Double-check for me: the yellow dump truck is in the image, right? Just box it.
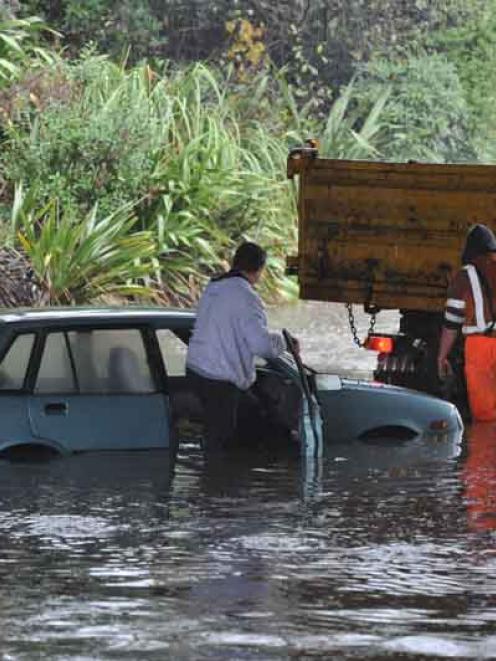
[287,144,496,409]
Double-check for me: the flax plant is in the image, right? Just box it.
[10,184,156,304]
[1,56,388,304]
[0,16,55,83]
[68,59,295,298]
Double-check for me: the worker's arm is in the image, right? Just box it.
[241,292,286,359]
[437,271,467,379]
[437,327,458,379]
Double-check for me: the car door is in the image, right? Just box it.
[0,332,39,451]
[266,353,324,456]
[27,327,171,452]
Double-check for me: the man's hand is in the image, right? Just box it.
[437,356,453,381]
[282,330,300,356]
[437,327,458,382]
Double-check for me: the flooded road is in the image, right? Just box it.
[0,302,495,660]
[269,300,402,381]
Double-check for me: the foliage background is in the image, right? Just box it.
[1,0,496,304]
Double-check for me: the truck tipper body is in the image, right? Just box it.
[287,145,496,410]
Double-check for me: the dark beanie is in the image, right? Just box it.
[461,224,496,264]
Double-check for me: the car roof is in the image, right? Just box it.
[0,306,196,331]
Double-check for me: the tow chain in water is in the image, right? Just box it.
[345,303,377,348]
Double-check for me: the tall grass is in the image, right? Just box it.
[1,55,387,304]
[10,184,157,304]
[0,16,55,83]
[1,57,299,301]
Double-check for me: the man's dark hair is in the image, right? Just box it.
[232,242,267,272]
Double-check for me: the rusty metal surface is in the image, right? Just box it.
[290,156,496,311]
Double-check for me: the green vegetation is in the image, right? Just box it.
[0,1,495,305]
[11,184,156,304]
[0,58,300,302]
[427,1,496,158]
[0,15,53,83]
[0,53,392,304]
[351,53,475,163]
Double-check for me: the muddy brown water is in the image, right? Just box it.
[0,302,494,660]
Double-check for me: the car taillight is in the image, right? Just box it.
[365,336,395,353]
[429,419,449,431]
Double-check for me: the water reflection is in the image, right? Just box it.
[0,451,178,658]
[171,445,494,659]
[463,422,496,533]
[0,438,494,658]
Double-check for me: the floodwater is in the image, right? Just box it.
[0,301,495,660]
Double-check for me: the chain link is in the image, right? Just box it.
[345,303,377,348]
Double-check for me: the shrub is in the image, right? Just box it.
[427,1,496,159]
[0,15,53,85]
[352,52,476,163]
[0,58,297,300]
[10,183,157,304]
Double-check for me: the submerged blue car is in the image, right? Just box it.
[0,307,463,458]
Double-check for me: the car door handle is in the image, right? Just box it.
[44,402,68,415]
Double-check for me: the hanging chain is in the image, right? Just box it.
[345,303,377,348]
[369,307,377,336]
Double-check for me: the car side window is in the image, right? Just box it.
[156,329,187,376]
[35,333,77,393]
[35,329,156,394]
[67,329,155,394]
[0,333,35,390]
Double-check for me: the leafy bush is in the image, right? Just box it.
[18,1,487,94]
[0,15,53,85]
[427,1,496,159]
[0,57,299,300]
[19,0,162,62]
[3,62,158,214]
[352,53,476,163]
[10,183,157,304]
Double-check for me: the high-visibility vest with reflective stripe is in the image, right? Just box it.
[462,264,495,335]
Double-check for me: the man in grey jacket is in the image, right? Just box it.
[186,241,296,451]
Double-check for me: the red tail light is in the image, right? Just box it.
[430,419,449,431]
[365,336,395,353]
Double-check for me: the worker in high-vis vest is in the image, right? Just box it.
[438,224,496,421]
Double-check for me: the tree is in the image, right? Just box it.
[427,0,496,159]
[16,1,487,88]
[352,52,476,163]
